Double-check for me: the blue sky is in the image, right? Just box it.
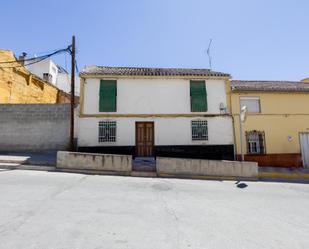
[1,0,309,80]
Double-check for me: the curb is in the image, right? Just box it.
[0,164,56,172]
[26,161,56,166]
[158,173,258,181]
[56,167,131,176]
[258,172,309,179]
[3,165,308,182]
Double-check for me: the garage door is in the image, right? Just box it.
[300,133,309,168]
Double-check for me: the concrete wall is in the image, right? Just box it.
[78,116,233,147]
[0,104,70,151]
[156,157,258,178]
[83,78,228,115]
[57,151,132,174]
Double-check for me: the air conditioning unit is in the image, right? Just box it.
[43,73,53,83]
[219,103,227,114]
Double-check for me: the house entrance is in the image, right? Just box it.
[135,122,154,157]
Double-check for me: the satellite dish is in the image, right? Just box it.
[240,106,247,122]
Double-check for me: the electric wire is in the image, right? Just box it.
[0,46,72,68]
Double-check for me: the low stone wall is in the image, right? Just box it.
[57,151,132,175]
[156,157,258,179]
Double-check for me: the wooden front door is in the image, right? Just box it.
[135,122,154,157]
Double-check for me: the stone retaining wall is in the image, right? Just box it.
[57,151,132,175]
[156,157,258,179]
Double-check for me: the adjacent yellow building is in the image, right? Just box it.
[231,80,309,167]
[0,49,70,103]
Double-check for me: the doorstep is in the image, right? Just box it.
[132,157,156,172]
[131,171,157,178]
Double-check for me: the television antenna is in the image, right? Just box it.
[206,39,213,70]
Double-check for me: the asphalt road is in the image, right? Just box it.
[0,169,308,249]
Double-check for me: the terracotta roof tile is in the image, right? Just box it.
[80,65,230,78]
[231,80,309,92]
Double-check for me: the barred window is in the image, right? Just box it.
[191,120,208,141]
[246,130,265,154]
[98,121,116,142]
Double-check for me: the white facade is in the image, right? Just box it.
[28,59,58,85]
[56,72,71,93]
[78,116,233,147]
[83,78,227,115]
[78,77,234,148]
[28,59,80,95]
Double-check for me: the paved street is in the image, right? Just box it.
[0,170,309,249]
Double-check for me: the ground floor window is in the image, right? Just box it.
[98,121,116,142]
[246,130,265,154]
[191,120,208,141]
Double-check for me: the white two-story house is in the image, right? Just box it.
[77,66,234,160]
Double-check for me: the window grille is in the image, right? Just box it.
[191,120,208,141]
[246,130,265,154]
[98,121,116,142]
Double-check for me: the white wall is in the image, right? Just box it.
[56,73,70,93]
[56,74,80,95]
[78,117,233,147]
[83,78,228,114]
[28,59,78,95]
[28,59,58,84]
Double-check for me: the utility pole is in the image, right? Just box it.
[70,36,75,151]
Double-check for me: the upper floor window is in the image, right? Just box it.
[191,120,208,141]
[246,130,265,154]
[240,97,260,113]
[190,80,208,112]
[99,80,117,112]
[98,121,116,142]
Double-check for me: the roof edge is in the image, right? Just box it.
[79,73,231,79]
[80,65,230,78]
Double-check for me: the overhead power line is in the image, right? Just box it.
[75,59,79,73]
[0,46,72,68]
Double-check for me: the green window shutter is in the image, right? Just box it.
[190,80,207,112]
[99,80,117,112]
